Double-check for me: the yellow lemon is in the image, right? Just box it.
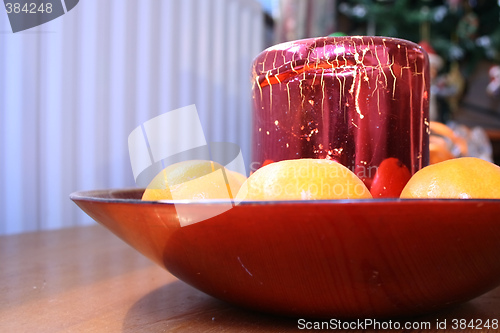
[400,157,500,199]
[236,158,372,201]
[142,160,246,201]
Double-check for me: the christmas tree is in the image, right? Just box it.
[338,0,500,76]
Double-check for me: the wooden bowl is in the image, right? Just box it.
[71,189,500,319]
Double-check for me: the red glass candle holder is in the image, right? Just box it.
[251,36,430,196]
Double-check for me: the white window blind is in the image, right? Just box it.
[0,0,264,234]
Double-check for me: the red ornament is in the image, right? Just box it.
[370,157,412,198]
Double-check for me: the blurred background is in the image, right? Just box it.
[1,0,499,234]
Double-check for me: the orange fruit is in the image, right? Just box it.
[142,160,246,201]
[370,157,411,198]
[400,157,500,199]
[429,135,455,164]
[429,121,468,165]
[430,121,468,156]
[235,158,372,201]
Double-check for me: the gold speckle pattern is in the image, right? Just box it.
[251,36,430,185]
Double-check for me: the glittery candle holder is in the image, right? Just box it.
[251,36,430,192]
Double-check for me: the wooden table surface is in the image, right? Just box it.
[1,225,500,332]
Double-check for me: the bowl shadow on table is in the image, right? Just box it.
[122,279,490,332]
[122,280,299,332]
